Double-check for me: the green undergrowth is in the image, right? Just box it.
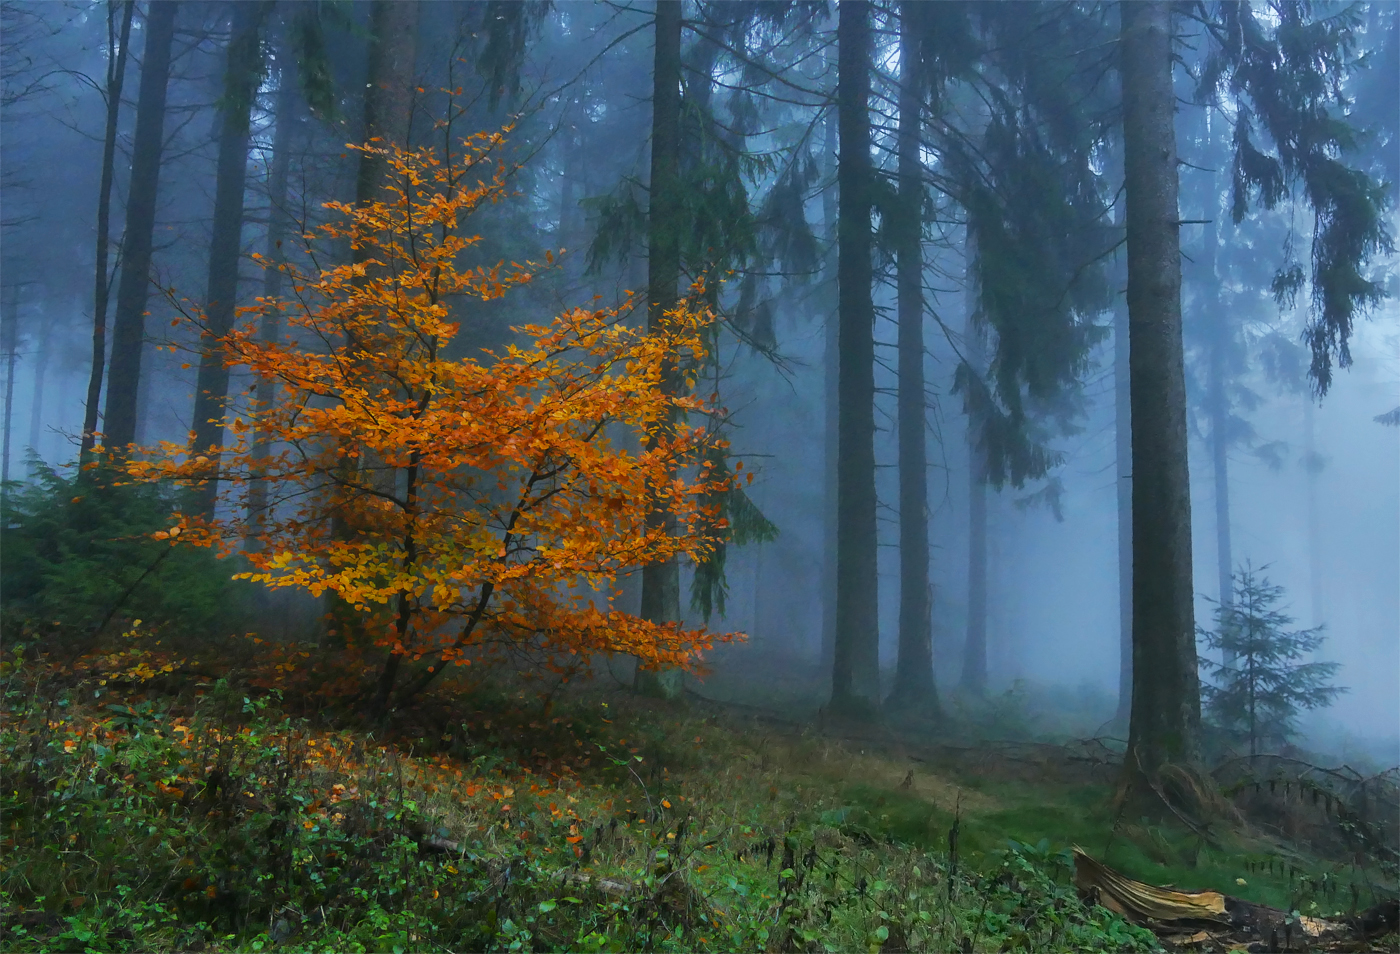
[0,647,1164,953]
[0,640,1390,953]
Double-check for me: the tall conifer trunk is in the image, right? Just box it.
[355,0,418,223]
[960,239,988,696]
[1,283,16,488]
[1120,0,1200,780]
[27,306,49,467]
[830,0,879,716]
[1114,299,1133,721]
[81,0,134,458]
[247,55,299,549]
[1204,179,1234,642]
[634,0,684,699]
[962,435,988,693]
[820,106,838,671]
[190,1,266,517]
[889,1,937,712]
[1303,401,1323,627]
[103,0,178,454]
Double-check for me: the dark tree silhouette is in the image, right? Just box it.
[830,0,879,718]
[80,0,134,458]
[103,0,179,454]
[189,1,270,517]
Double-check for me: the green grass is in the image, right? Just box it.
[0,638,1392,952]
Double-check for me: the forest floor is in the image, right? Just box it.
[1,634,1395,953]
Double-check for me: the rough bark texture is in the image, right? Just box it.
[1114,299,1133,722]
[246,55,298,549]
[889,3,937,713]
[102,0,178,453]
[830,0,880,716]
[634,0,684,700]
[81,0,134,457]
[190,1,266,517]
[1120,0,1201,780]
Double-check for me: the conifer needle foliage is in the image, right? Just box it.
[1198,563,1346,758]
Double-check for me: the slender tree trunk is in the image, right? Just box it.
[830,0,880,717]
[889,2,937,713]
[752,534,764,641]
[558,100,581,245]
[1114,298,1133,722]
[247,55,299,550]
[820,102,839,670]
[27,304,49,467]
[634,0,685,700]
[961,241,989,696]
[962,445,988,694]
[102,0,178,454]
[1120,0,1201,781]
[81,0,134,458]
[190,1,267,517]
[1,283,17,488]
[1303,400,1323,627]
[1204,186,1235,659]
[355,0,419,222]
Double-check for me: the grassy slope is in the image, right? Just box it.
[692,646,1394,918]
[0,641,1391,952]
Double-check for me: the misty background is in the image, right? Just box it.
[1,0,1395,753]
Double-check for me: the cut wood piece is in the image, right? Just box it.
[1070,848,1390,952]
[1073,847,1229,925]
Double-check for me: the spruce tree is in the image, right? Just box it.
[1199,563,1346,758]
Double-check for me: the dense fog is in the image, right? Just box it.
[1,0,1395,756]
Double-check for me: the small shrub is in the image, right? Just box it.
[0,462,252,644]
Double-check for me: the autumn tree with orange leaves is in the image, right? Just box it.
[125,130,740,711]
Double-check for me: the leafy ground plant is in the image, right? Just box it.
[0,644,1168,953]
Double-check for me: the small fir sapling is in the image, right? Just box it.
[1198,563,1346,757]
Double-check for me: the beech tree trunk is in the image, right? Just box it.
[634,0,684,700]
[190,1,266,517]
[81,0,134,457]
[830,0,880,717]
[889,1,937,713]
[1120,0,1201,780]
[102,0,178,454]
